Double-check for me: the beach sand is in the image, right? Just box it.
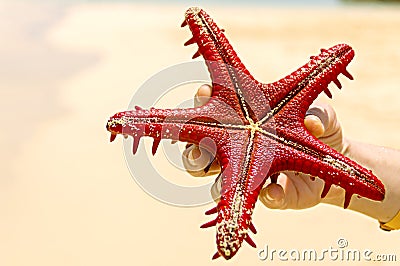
[1,2,399,265]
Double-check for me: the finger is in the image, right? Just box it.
[305,102,340,139]
[181,145,209,177]
[306,102,344,152]
[189,143,220,175]
[305,103,328,139]
[182,144,219,177]
[304,115,325,138]
[211,174,222,203]
[286,173,324,208]
[205,157,221,176]
[260,173,309,210]
[192,144,221,175]
[259,183,286,209]
[194,84,212,107]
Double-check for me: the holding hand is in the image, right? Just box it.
[182,84,400,229]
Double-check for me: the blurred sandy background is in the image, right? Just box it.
[1,1,399,265]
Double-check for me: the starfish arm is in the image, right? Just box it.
[183,8,267,121]
[107,103,246,154]
[183,7,255,83]
[204,132,273,259]
[268,127,385,208]
[260,44,354,123]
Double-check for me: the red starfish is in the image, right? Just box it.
[106,7,384,260]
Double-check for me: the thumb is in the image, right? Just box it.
[305,102,344,153]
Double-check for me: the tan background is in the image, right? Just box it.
[1,2,399,265]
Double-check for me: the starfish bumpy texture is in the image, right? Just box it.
[107,7,385,260]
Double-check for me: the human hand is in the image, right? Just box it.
[260,99,348,210]
[182,84,347,209]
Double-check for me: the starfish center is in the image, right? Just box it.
[245,120,261,133]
